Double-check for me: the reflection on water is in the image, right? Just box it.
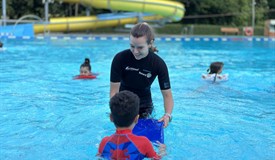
[0,39,274,159]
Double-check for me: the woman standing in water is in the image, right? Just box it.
[110,22,174,128]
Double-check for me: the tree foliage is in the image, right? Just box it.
[178,0,271,26]
[0,0,273,26]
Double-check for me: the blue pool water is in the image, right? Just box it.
[0,37,274,159]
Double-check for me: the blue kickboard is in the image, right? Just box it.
[133,118,164,144]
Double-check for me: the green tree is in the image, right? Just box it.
[1,0,271,26]
[178,0,268,26]
[267,0,275,18]
[254,0,269,25]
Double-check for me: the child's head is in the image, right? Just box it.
[80,58,91,75]
[109,90,140,128]
[208,62,224,74]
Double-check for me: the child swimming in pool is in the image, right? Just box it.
[80,58,92,76]
[0,41,5,51]
[73,58,97,80]
[97,90,166,159]
[202,62,228,82]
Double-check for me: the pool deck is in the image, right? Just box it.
[0,33,274,42]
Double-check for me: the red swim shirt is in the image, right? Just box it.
[97,129,161,160]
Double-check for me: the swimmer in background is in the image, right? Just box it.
[202,62,228,83]
[80,58,92,76]
[73,58,97,80]
[188,62,228,97]
[0,41,5,51]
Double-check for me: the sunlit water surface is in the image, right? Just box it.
[0,37,274,159]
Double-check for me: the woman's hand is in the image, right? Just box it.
[158,114,171,128]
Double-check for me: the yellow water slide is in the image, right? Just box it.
[34,0,185,34]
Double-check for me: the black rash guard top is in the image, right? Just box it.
[110,49,171,106]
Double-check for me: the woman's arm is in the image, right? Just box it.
[110,82,120,98]
[158,89,174,128]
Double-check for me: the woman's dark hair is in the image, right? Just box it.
[109,91,140,127]
[130,22,158,53]
[80,58,91,71]
[207,62,224,82]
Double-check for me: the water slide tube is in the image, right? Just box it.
[34,0,185,34]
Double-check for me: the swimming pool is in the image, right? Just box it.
[0,36,274,159]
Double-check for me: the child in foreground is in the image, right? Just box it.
[202,62,228,82]
[97,90,166,159]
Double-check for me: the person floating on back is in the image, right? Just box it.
[202,62,228,82]
[97,90,166,159]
